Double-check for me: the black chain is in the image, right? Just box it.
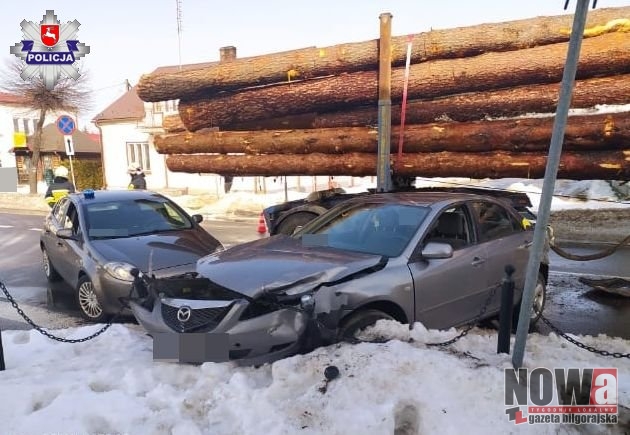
[538,314,630,359]
[424,291,630,358]
[426,283,500,347]
[0,280,127,343]
[548,230,630,262]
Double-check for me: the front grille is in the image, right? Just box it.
[153,276,244,301]
[161,303,230,332]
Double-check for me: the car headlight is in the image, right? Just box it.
[300,294,315,310]
[104,262,136,282]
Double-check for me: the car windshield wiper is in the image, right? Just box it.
[90,234,132,240]
[129,228,187,237]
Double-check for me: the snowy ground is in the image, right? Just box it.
[1,318,628,435]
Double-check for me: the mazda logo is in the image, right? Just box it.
[177,306,192,322]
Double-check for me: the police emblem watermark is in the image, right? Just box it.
[10,10,90,90]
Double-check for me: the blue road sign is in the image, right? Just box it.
[56,115,76,135]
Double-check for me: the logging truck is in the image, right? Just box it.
[262,184,539,236]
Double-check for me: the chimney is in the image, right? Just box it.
[219,46,237,62]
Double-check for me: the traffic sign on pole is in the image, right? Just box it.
[56,115,76,136]
[64,135,75,156]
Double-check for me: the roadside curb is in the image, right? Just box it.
[0,317,31,331]
[0,209,48,217]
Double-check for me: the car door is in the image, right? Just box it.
[49,200,84,286]
[469,200,531,313]
[42,197,71,277]
[408,204,491,329]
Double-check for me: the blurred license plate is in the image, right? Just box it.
[153,332,229,363]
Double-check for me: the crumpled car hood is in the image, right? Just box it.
[195,235,385,298]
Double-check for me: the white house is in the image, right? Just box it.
[0,92,79,187]
[0,92,57,169]
[93,56,365,195]
[92,73,226,193]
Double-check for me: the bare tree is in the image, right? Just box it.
[0,59,92,193]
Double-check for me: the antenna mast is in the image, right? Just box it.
[176,0,183,70]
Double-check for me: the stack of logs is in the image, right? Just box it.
[137,7,630,180]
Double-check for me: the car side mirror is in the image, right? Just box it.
[421,242,453,259]
[192,214,203,224]
[56,228,79,241]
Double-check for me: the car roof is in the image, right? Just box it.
[68,189,168,206]
[342,191,511,208]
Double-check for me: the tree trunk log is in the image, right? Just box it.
[162,114,187,133]
[221,74,630,130]
[166,150,630,180]
[178,33,630,131]
[155,112,630,155]
[137,7,630,102]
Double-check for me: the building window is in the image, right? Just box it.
[23,119,31,136]
[126,142,151,172]
[152,102,163,113]
[13,118,39,135]
[165,99,180,113]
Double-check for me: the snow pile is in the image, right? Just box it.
[0,321,628,435]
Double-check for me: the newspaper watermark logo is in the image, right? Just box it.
[505,367,618,425]
[10,10,90,90]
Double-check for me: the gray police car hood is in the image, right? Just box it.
[91,231,217,275]
[195,235,385,298]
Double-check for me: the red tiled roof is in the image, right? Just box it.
[0,92,28,105]
[86,132,101,143]
[92,86,145,122]
[13,124,102,154]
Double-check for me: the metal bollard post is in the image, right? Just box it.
[497,264,516,355]
[0,324,5,371]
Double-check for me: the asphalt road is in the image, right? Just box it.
[1,212,629,347]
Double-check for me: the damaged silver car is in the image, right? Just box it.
[128,192,549,366]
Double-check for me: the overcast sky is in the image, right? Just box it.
[2,0,628,127]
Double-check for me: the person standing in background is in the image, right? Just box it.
[127,163,147,190]
[45,166,75,207]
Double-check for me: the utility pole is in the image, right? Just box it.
[512,0,593,368]
[376,13,393,193]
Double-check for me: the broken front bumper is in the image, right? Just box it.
[129,297,310,366]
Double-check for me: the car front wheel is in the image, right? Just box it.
[513,272,547,332]
[337,309,395,343]
[76,276,109,322]
[42,247,62,282]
